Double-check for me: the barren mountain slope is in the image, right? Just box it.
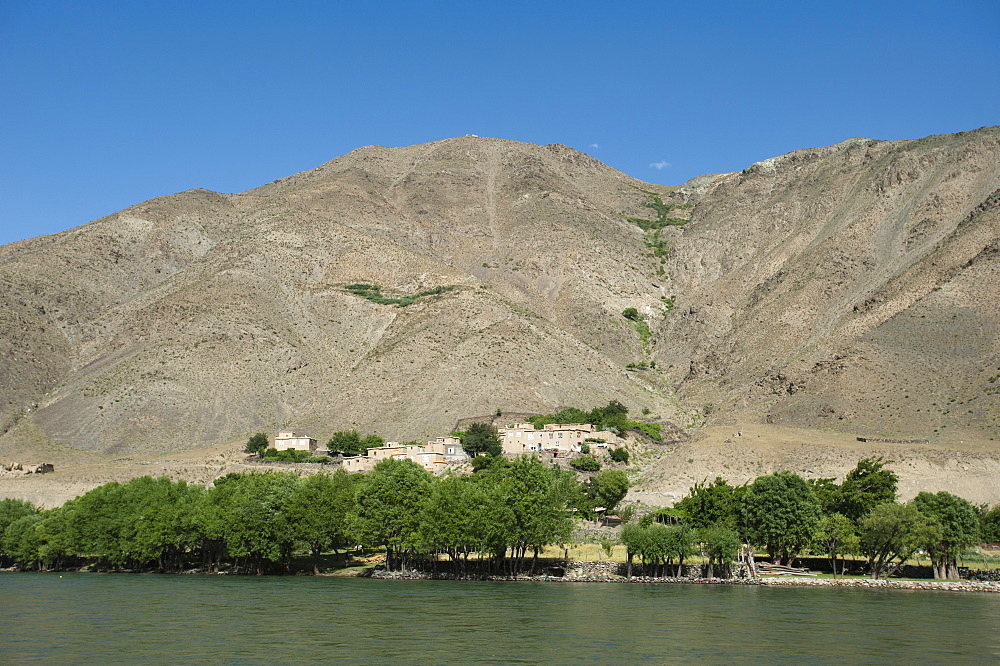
[659,127,1000,442]
[0,137,680,454]
[3,127,1000,479]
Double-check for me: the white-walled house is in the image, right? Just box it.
[341,436,468,474]
[274,431,318,453]
[498,423,617,455]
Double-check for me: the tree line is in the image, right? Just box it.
[0,456,630,576]
[2,455,997,578]
[648,457,1000,579]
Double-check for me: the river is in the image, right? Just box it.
[2,574,998,663]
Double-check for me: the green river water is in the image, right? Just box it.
[2,573,998,663]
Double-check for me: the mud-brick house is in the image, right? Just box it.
[274,431,318,453]
[498,423,617,455]
[341,436,468,474]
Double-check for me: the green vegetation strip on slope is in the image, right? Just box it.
[528,400,663,442]
[345,283,456,307]
[621,190,689,231]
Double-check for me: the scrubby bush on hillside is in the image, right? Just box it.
[609,447,629,464]
[570,455,601,472]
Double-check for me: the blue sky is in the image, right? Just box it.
[2,0,998,246]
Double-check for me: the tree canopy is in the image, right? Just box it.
[244,432,269,455]
[460,422,502,457]
[675,477,743,530]
[742,471,822,565]
[858,502,924,579]
[912,490,980,579]
[352,458,434,570]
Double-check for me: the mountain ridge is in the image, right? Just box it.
[2,128,999,464]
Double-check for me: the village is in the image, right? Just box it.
[267,420,623,474]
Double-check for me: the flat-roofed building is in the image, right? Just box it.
[274,431,318,453]
[498,423,617,455]
[341,437,467,474]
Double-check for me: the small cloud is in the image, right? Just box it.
[589,143,599,148]
[649,160,670,170]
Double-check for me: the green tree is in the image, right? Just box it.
[858,502,924,580]
[806,476,842,515]
[0,498,39,560]
[460,422,502,457]
[697,523,741,578]
[623,522,695,577]
[616,504,637,524]
[244,432,269,455]
[675,477,743,530]
[3,513,44,570]
[609,447,629,464]
[837,457,899,522]
[911,491,981,579]
[126,476,206,571]
[479,456,576,574]
[743,471,822,565]
[815,513,858,578]
[203,472,300,574]
[589,470,630,515]
[285,470,358,573]
[36,503,77,570]
[622,307,640,321]
[570,454,601,472]
[620,523,645,578]
[419,476,489,574]
[596,400,630,432]
[327,430,365,455]
[980,504,1000,543]
[352,458,434,570]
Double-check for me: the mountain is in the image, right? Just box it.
[663,128,1000,442]
[2,128,999,461]
[1,137,684,453]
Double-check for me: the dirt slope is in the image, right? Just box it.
[659,128,1000,443]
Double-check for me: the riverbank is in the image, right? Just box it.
[5,565,999,593]
[369,568,1000,593]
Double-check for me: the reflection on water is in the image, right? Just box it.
[2,574,999,663]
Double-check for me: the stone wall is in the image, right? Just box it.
[961,568,1000,582]
[761,578,999,592]
[562,560,754,580]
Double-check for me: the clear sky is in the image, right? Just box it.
[2,0,998,246]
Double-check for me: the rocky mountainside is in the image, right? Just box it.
[1,138,683,453]
[662,127,1000,443]
[2,128,999,457]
